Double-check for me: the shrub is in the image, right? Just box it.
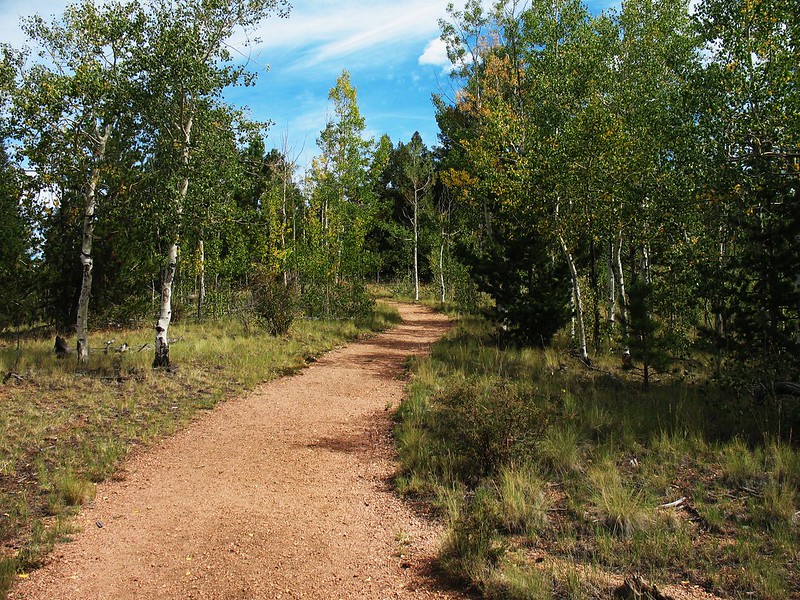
[301,280,374,319]
[431,378,550,481]
[250,273,297,336]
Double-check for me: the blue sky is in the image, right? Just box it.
[2,0,621,171]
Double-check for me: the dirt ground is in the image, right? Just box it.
[11,303,463,599]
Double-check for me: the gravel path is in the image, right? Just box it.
[11,303,461,599]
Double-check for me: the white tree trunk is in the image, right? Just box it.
[607,240,616,324]
[76,122,112,364]
[560,234,589,363]
[197,239,205,320]
[569,292,576,341]
[413,191,419,302]
[613,232,631,359]
[154,241,178,367]
[439,233,446,304]
[154,113,193,368]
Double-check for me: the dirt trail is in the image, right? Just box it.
[12,303,462,599]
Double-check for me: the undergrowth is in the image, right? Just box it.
[395,315,800,599]
[0,302,400,597]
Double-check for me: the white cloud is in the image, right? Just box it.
[418,37,449,68]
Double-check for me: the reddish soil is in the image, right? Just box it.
[11,303,463,599]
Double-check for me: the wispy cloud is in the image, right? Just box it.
[242,1,450,72]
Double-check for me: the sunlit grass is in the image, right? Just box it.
[52,473,96,508]
[721,438,765,488]
[395,311,800,600]
[496,463,550,536]
[588,462,652,537]
[486,556,554,600]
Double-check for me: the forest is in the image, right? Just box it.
[0,0,799,597]
[0,0,797,389]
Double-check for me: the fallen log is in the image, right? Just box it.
[773,382,800,397]
[754,381,800,402]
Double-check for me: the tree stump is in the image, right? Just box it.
[54,335,71,358]
[614,576,673,600]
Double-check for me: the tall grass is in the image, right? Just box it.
[496,463,550,536]
[588,460,652,537]
[395,314,800,599]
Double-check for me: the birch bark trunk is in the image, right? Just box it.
[197,239,205,320]
[560,234,589,364]
[413,190,419,302]
[607,240,616,324]
[76,122,112,364]
[613,232,631,360]
[154,112,193,368]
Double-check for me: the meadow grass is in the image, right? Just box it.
[395,314,800,599]
[0,302,399,596]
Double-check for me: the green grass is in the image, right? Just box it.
[0,302,399,597]
[394,314,800,599]
[485,555,554,600]
[538,425,583,477]
[496,463,551,536]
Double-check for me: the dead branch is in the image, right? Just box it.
[658,497,686,510]
[3,372,23,384]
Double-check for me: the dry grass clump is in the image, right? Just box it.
[589,461,652,537]
[496,463,550,535]
[537,425,582,477]
[759,481,797,527]
[721,438,765,488]
[53,474,96,507]
[485,558,554,600]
